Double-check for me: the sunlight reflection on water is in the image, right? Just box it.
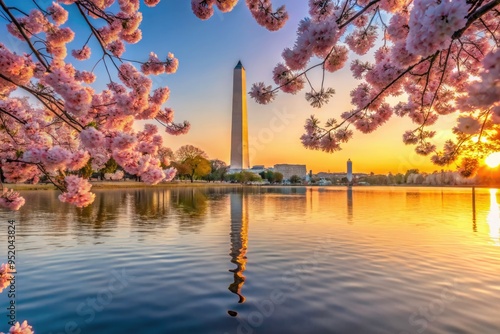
[487,189,500,246]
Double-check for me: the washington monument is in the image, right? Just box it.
[230,61,250,170]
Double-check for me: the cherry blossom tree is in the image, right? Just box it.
[241,0,499,177]
[0,0,189,210]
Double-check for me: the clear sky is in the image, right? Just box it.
[3,0,458,174]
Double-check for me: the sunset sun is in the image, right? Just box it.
[485,152,500,168]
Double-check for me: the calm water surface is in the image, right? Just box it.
[1,186,500,334]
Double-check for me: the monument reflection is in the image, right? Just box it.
[228,192,248,305]
[347,187,353,224]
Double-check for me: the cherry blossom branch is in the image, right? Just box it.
[0,0,50,71]
[0,107,27,125]
[338,0,380,28]
[0,115,19,144]
[0,73,84,131]
[452,0,500,39]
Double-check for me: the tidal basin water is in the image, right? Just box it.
[1,186,500,334]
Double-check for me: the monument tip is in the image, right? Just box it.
[235,60,244,69]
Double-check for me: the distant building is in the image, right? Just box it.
[274,164,307,180]
[248,165,269,175]
[347,159,353,182]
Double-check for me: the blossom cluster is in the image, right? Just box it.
[191,0,239,20]
[58,176,95,208]
[468,48,500,123]
[0,321,34,334]
[0,189,26,211]
[0,263,13,293]
[406,0,469,58]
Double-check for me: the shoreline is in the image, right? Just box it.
[3,182,492,191]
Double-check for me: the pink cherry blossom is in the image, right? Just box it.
[191,0,215,20]
[309,0,335,23]
[455,116,482,134]
[48,2,69,25]
[350,59,372,79]
[144,0,161,7]
[165,53,179,74]
[0,189,26,211]
[67,150,90,171]
[58,176,95,208]
[345,26,378,56]
[163,167,177,182]
[4,320,35,334]
[216,0,238,13]
[141,52,165,75]
[0,263,13,293]
[324,45,348,73]
[246,0,288,31]
[80,128,106,149]
[406,0,469,57]
[72,46,91,60]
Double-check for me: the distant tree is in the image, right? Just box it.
[99,157,118,179]
[274,172,284,183]
[206,159,228,182]
[172,145,210,182]
[259,170,281,183]
[224,173,237,183]
[394,173,405,184]
[175,145,208,162]
[170,161,190,180]
[289,175,302,184]
[404,169,420,183]
[225,171,261,184]
[241,171,261,183]
[79,160,94,180]
[266,170,277,183]
[182,156,211,183]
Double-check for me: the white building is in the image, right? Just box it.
[274,164,307,181]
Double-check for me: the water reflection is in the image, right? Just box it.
[172,188,209,233]
[472,187,477,232]
[228,192,248,305]
[347,187,353,224]
[487,189,500,246]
